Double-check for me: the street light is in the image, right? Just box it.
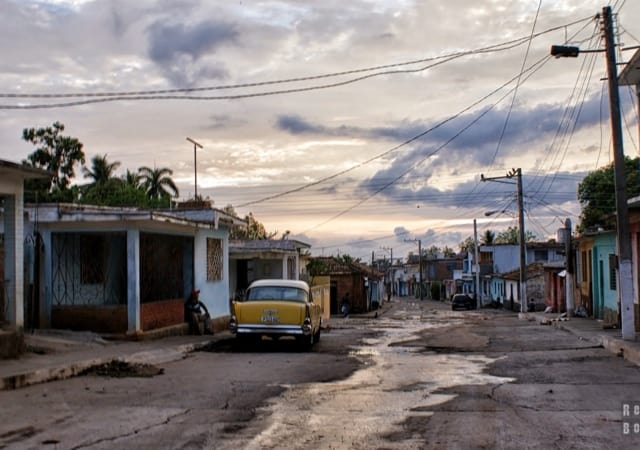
[551,6,635,340]
[186,137,203,200]
[481,169,526,314]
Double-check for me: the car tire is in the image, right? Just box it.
[297,333,314,351]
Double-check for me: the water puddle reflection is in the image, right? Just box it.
[238,312,514,449]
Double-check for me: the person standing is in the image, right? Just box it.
[340,292,350,318]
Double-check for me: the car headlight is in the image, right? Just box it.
[302,317,312,334]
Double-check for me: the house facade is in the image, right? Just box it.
[229,239,310,299]
[501,262,545,311]
[17,203,244,336]
[0,160,51,331]
[310,256,383,314]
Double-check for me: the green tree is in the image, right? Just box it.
[123,169,141,189]
[494,226,536,244]
[442,246,456,257]
[459,236,475,253]
[138,166,179,206]
[83,154,120,185]
[577,156,640,232]
[481,229,496,245]
[425,245,440,256]
[22,121,85,202]
[224,206,277,240]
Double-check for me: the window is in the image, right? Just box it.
[206,238,223,281]
[609,254,617,291]
[534,250,547,261]
[247,286,308,302]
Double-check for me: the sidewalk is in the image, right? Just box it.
[0,329,233,391]
[526,311,640,367]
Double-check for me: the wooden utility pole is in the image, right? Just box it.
[602,6,635,339]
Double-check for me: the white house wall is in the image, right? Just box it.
[194,228,231,320]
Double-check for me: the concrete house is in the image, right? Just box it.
[17,203,244,336]
[576,230,617,325]
[309,256,383,314]
[501,262,545,311]
[0,160,51,332]
[229,239,311,299]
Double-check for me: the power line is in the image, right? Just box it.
[0,17,595,110]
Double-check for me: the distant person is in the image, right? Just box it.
[340,292,350,318]
[185,289,212,335]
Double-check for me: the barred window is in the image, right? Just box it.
[207,238,223,281]
[81,234,105,284]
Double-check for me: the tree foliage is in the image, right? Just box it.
[22,121,85,202]
[459,236,475,253]
[138,166,179,203]
[481,229,495,245]
[224,206,277,240]
[83,154,120,185]
[494,226,536,244]
[577,156,640,233]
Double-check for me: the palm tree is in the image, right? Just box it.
[138,166,179,200]
[83,154,120,185]
[481,230,496,245]
[123,169,142,189]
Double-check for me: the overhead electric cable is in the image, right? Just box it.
[0,16,595,110]
[239,55,550,209]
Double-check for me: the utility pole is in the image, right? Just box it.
[516,168,526,314]
[565,218,574,316]
[602,6,635,340]
[381,246,393,296]
[551,6,635,340]
[481,168,526,314]
[186,137,203,200]
[473,218,480,309]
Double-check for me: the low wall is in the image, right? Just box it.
[52,305,127,334]
[141,299,184,331]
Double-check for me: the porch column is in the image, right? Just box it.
[294,253,300,280]
[282,257,288,280]
[40,229,52,327]
[4,193,24,329]
[126,228,141,334]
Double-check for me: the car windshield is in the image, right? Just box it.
[246,286,308,302]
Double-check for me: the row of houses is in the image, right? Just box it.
[1,160,387,339]
[3,158,639,337]
[385,225,639,332]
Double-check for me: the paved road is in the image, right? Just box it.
[1,297,639,449]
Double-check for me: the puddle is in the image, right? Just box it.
[227,313,514,449]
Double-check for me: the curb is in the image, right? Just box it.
[0,334,231,392]
[531,315,640,367]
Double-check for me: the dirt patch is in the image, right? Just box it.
[83,360,164,378]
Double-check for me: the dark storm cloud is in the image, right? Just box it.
[276,115,362,136]
[277,115,325,135]
[148,20,237,63]
[277,92,603,162]
[147,19,237,85]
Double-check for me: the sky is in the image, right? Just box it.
[1,0,639,262]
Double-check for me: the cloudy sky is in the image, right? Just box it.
[1,0,639,261]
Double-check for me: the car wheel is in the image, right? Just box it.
[297,333,314,351]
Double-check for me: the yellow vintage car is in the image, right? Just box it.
[229,279,322,349]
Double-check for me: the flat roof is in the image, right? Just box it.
[619,48,640,86]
